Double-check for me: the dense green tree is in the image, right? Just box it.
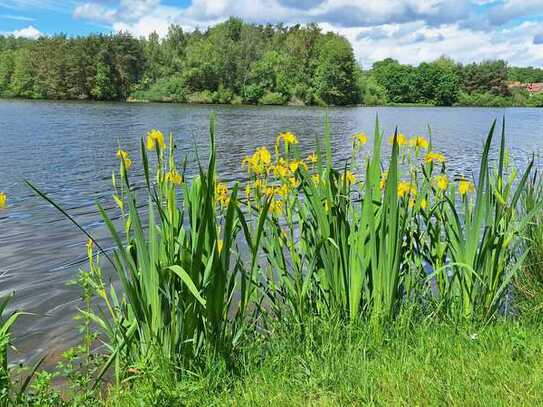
[408,57,459,105]
[313,36,359,105]
[0,50,15,96]
[356,69,387,105]
[9,48,36,98]
[245,50,289,103]
[92,60,117,100]
[462,60,509,96]
[508,66,543,83]
[371,58,415,103]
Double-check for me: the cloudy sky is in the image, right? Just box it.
[1,0,542,67]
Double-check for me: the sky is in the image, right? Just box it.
[1,0,543,67]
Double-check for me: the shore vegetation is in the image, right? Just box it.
[2,115,543,405]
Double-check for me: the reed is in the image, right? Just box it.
[242,117,534,323]
[0,293,18,400]
[515,169,543,318]
[26,115,536,386]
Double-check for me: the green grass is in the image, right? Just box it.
[103,317,543,406]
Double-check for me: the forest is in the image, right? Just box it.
[0,18,542,107]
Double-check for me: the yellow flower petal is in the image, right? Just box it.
[0,192,7,209]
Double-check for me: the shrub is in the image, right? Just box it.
[186,90,214,104]
[259,91,287,105]
[130,76,187,102]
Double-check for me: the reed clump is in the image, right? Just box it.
[22,114,541,394]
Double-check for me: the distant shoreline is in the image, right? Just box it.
[1,96,541,109]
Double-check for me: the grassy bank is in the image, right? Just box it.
[3,115,543,405]
[105,318,543,406]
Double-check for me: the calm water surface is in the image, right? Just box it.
[1,99,543,364]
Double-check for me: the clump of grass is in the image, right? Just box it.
[25,114,538,395]
[103,316,543,406]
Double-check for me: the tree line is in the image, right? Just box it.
[0,18,542,107]
[363,57,543,107]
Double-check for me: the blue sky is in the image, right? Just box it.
[1,0,542,67]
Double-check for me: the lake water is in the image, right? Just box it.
[1,99,543,365]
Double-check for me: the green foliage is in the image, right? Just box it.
[186,90,214,104]
[462,60,510,96]
[0,294,19,402]
[245,50,289,104]
[508,66,543,83]
[91,61,117,100]
[426,120,535,319]
[0,32,145,101]
[456,91,511,107]
[371,58,415,103]
[131,76,186,102]
[0,50,15,96]
[366,57,543,106]
[28,118,268,385]
[259,91,287,105]
[1,25,542,107]
[313,36,359,105]
[356,69,387,105]
[102,317,543,406]
[515,172,543,321]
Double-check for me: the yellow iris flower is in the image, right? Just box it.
[165,170,183,185]
[277,131,298,146]
[458,179,475,196]
[270,199,284,216]
[215,182,230,206]
[272,159,290,178]
[434,174,449,191]
[306,153,318,164]
[116,149,132,169]
[343,170,356,186]
[146,129,166,151]
[353,132,368,146]
[380,171,388,190]
[409,136,429,149]
[420,198,428,209]
[397,181,417,198]
[276,184,289,197]
[425,152,446,164]
[389,133,407,146]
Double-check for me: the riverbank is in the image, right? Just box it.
[2,95,543,109]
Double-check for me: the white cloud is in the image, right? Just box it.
[343,21,543,67]
[73,3,117,24]
[70,0,543,66]
[487,0,543,24]
[9,25,42,39]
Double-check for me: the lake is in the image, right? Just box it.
[1,99,543,365]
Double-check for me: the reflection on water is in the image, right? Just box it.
[1,99,542,365]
